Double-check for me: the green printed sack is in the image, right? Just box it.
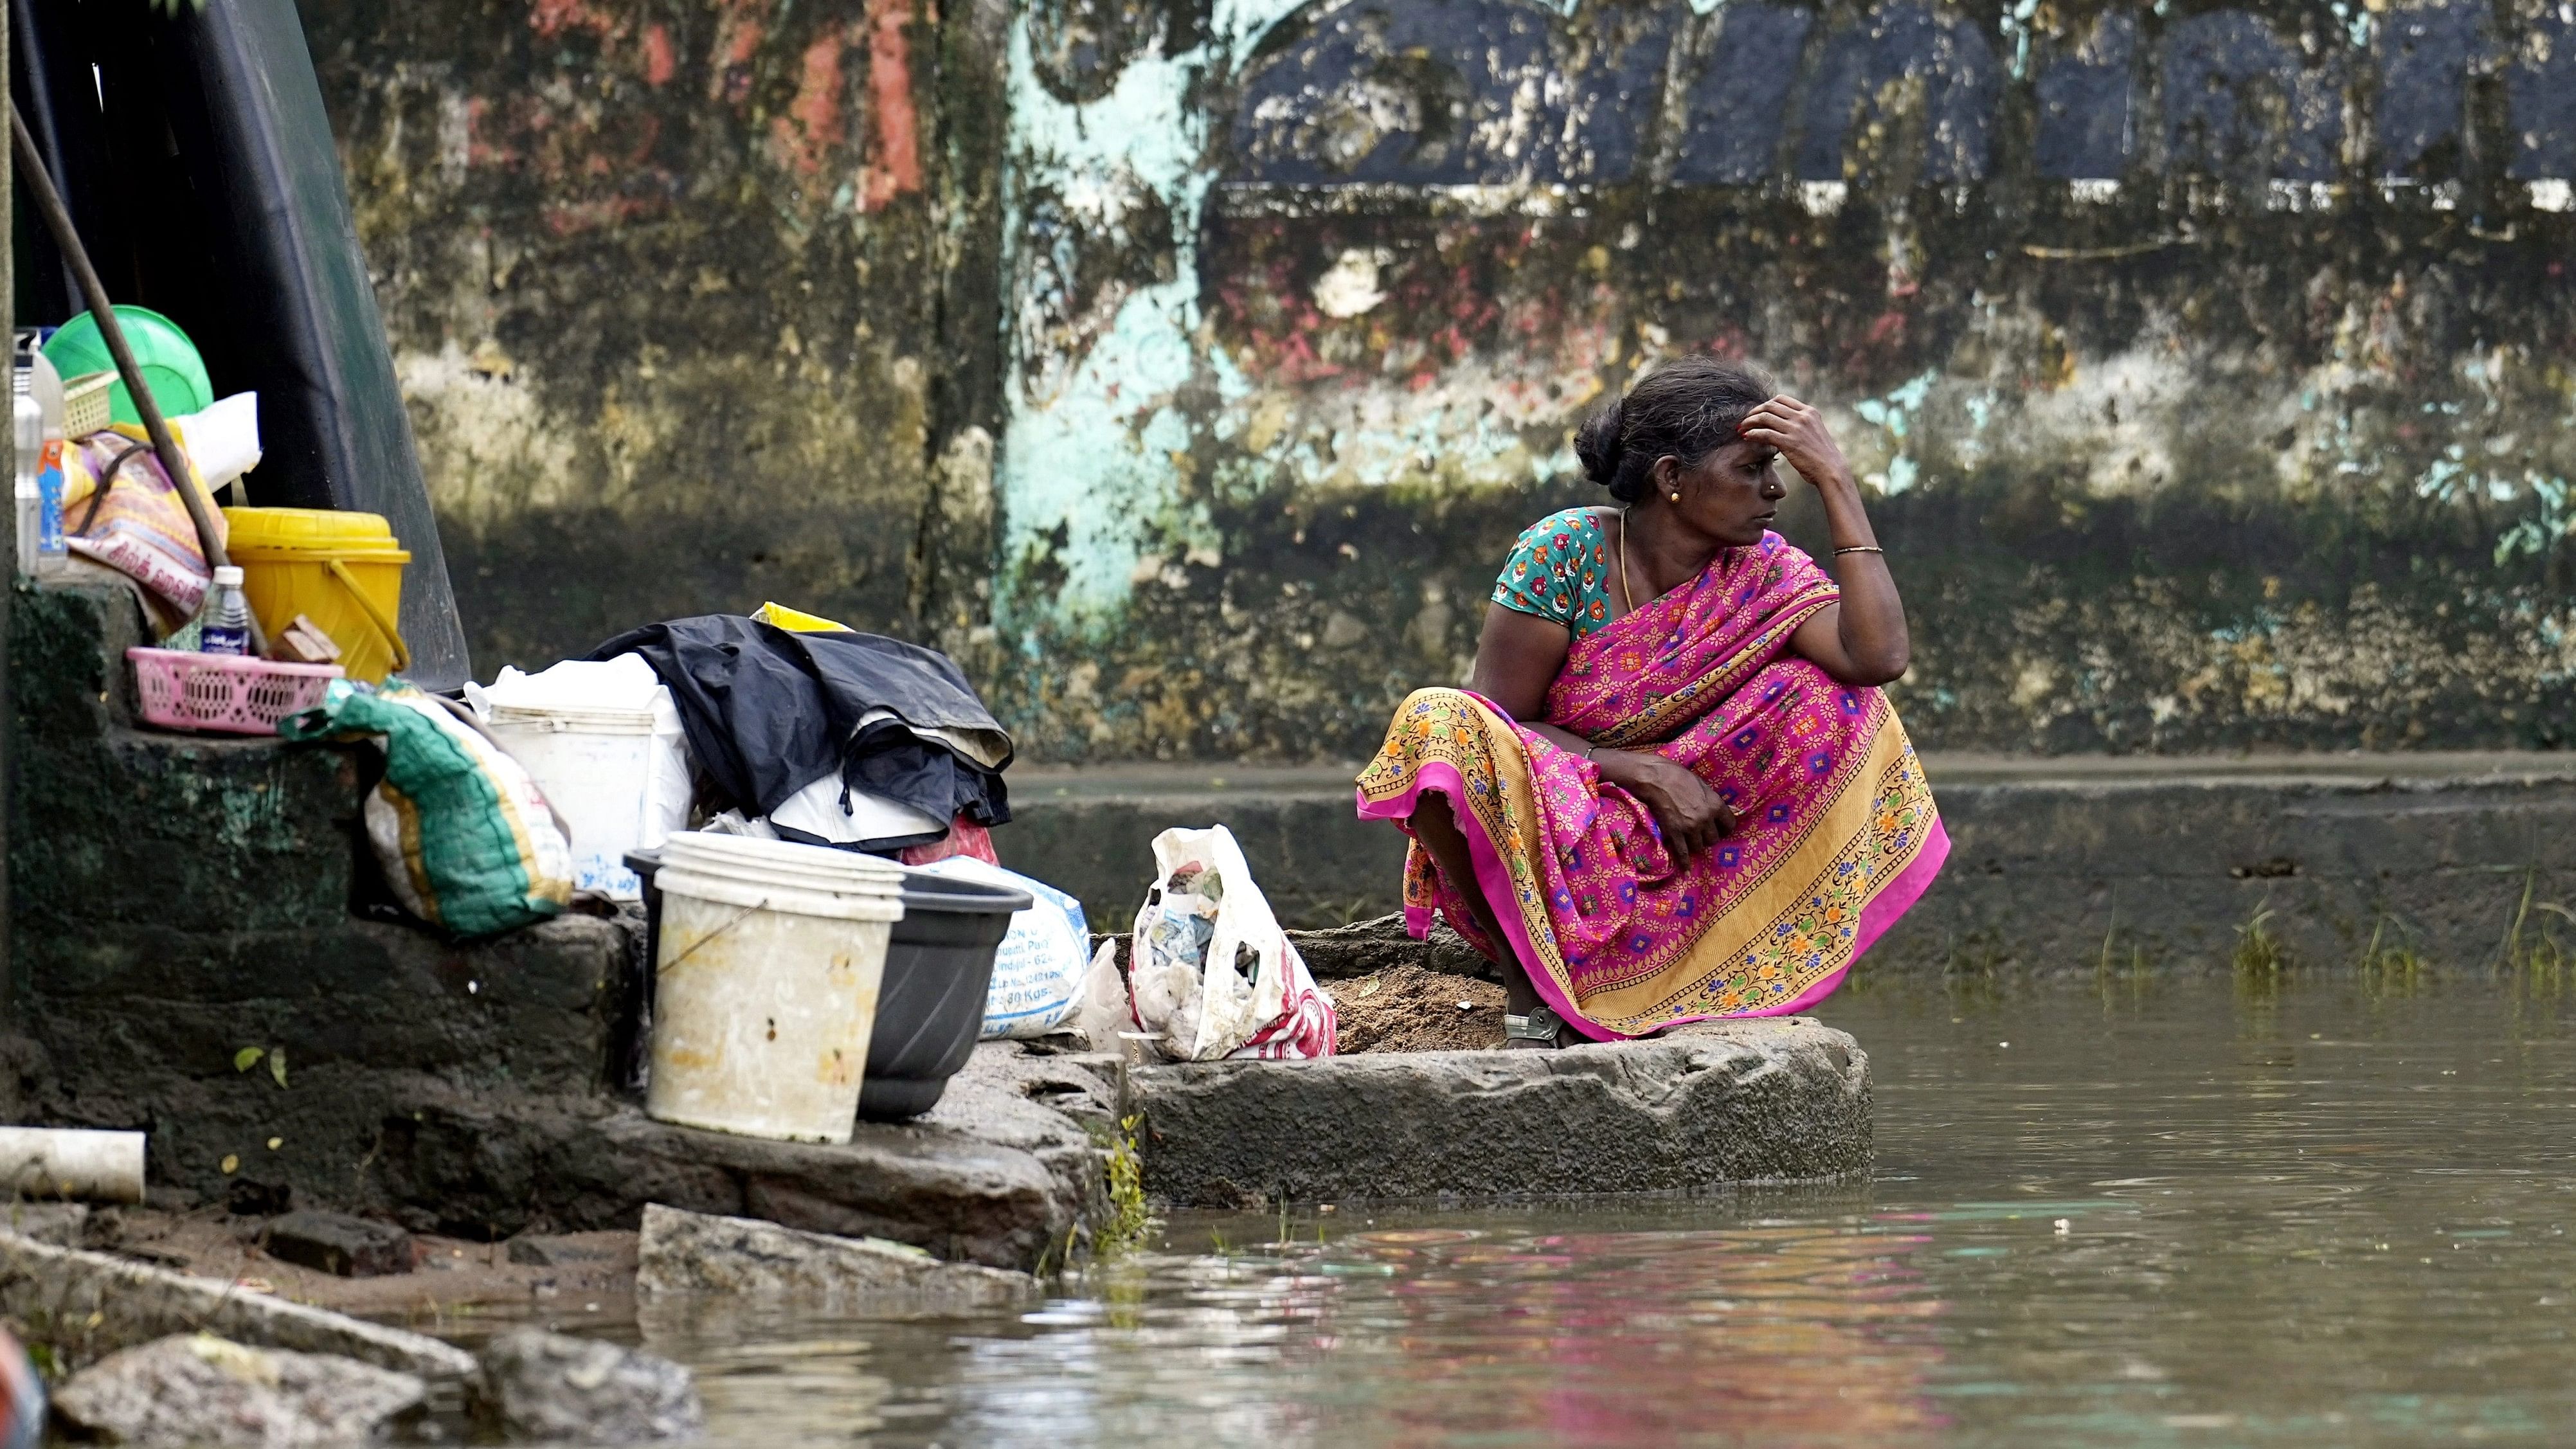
[282,680,574,937]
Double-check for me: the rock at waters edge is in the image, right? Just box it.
[635,1204,1040,1316]
[1131,1017,1871,1204]
[261,1210,415,1278]
[53,1333,424,1447]
[474,1327,702,1443]
[361,1042,1121,1271]
[0,1230,475,1382]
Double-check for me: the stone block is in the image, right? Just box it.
[53,1333,424,1447]
[23,913,636,1216]
[9,582,368,939]
[262,1210,414,1278]
[635,1204,1039,1315]
[0,1231,474,1381]
[1131,1018,1871,1205]
[360,1043,1110,1268]
[474,1327,701,1443]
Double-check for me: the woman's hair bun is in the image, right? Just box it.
[1574,357,1774,505]
[1574,399,1626,491]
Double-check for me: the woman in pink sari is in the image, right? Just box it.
[1356,357,1949,1047]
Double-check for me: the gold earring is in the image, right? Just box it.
[1668,490,1680,503]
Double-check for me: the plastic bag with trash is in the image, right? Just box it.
[1125,825,1335,1061]
[909,857,1092,1040]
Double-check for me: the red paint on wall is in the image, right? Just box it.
[530,0,615,41]
[708,0,767,105]
[464,96,516,168]
[543,196,662,235]
[860,0,922,209]
[642,24,677,86]
[769,24,847,178]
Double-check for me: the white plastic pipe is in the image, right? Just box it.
[0,1128,145,1203]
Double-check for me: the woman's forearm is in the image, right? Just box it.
[1814,474,1909,680]
[1525,721,1599,762]
[1520,721,1658,791]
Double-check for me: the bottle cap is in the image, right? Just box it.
[213,565,244,586]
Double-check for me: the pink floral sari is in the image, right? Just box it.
[1355,532,1948,1040]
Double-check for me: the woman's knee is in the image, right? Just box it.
[1392,687,1482,733]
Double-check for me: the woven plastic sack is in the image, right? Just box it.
[281,680,573,937]
[912,857,1091,1040]
[1127,825,1335,1061]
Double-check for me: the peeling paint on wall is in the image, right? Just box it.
[306,0,2576,759]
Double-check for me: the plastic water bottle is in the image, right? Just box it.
[14,346,65,577]
[11,386,37,579]
[199,566,253,656]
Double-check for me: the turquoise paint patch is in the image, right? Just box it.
[996,0,1313,638]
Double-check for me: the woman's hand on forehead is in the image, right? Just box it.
[1737,395,1851,489]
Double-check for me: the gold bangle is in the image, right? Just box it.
[1833,545,1884,556]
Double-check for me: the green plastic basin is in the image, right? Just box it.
[42,306,213,426]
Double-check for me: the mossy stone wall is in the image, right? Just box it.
[309,0,2576,759]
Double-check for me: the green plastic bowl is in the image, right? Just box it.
[42,306,213,427]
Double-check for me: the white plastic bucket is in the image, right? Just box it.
[472,656,691,899]
[485,703,684,897]
[645,831,906,1143]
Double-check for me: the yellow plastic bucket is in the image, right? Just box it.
[221,508,412,683]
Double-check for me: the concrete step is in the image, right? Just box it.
[6,582,1128,1267]
[1133,1018,1869,1206]
[1000,753,2576,974]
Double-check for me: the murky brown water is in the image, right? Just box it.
[620,967,2576,1446]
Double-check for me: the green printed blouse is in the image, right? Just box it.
[1491,507,1619,640]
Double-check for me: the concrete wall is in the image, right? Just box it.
[312,0,2576,760]
[300,0,1012,670]
[999,757,2576,959]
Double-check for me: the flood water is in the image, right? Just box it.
[629,968,2576,1446]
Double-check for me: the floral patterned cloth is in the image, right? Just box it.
[1491,507,1618,639]
[1356,530,1949,1040]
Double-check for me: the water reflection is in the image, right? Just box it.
[633,973,2576,1446]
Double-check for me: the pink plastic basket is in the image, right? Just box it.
[127,648,343,736]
